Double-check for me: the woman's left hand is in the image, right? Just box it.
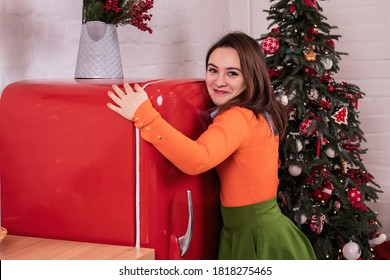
[107,82,149,121]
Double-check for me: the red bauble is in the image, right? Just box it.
[347,187,367,211]
[311,188,323,201]
[268,68,280,78]
[305,0,319,10]
[327,85,335,92]
[261,37,280,54]
[348,188,361,204]
[321,73,332,83]
[307,26,319,35]
[326,39,335,48]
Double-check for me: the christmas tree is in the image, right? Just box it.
[258,0,386,259]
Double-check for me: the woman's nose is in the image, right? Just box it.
[215,74,226,87]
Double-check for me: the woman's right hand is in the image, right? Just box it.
[107,82,149,121]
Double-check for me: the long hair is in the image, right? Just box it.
[205,31,288,139]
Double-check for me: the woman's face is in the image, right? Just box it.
[206,47,246,106]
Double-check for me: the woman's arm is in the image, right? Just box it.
[107,83,250,175]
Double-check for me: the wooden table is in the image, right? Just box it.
[0,235,155,260]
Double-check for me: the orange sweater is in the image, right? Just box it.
[133,100,280,207]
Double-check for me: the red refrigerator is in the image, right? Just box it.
[0,78,221,259]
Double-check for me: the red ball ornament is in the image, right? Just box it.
[347,188,362,206]
[311,188,323,201]
[261,37,280,54]
[307,26,319,35]
[320,73,332,83]
[268,68,280,78]
[305,0,319,10]
[325,39,335,48]
[327,85,335,93]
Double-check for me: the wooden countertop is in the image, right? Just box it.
[0,235,154,260]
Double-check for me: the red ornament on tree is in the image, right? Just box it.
[319,98,331,109]
[347,93,359,110]
[261,37,280,54]
[310,213,325,234]
[305,0,319,10]
[311,188,323,201]
[311,180,334,202]
[327,85,335,93]
[299,119,317,137]
[307,26,319,36]
[325,39,335,48]
[347,188,361,204]
[348,188,362,203]
[303,66,318,76]
[347,188,367,211]
[321,73,332,83]
[268,68,280,78]
[331,107,348,125]
[321,181,334,201]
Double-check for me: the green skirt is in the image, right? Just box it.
[218,199,317,260]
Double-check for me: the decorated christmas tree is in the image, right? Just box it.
[258,0,386,259]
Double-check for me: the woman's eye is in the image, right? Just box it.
[228,71,239,76]
[208,68,217,73]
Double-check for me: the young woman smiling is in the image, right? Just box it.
[107,32,316,260]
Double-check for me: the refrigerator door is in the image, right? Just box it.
[139,80,221,260]
[0,78,221,259]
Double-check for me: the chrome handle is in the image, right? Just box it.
[177,190,193,257]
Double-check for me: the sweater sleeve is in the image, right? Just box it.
[132,100,251,175]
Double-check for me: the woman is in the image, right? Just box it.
[107,31,316,260]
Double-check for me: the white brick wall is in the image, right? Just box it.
[0,0,250,88]
[0,0,389,239]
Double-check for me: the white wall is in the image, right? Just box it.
[0,0,389,238]
[0,0,250,90]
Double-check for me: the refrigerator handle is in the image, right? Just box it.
[177,190,193,257]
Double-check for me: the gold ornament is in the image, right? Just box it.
[303,46,316,61]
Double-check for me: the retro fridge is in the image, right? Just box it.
[0,78,222,259]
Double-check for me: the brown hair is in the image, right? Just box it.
[205,31,288,139]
